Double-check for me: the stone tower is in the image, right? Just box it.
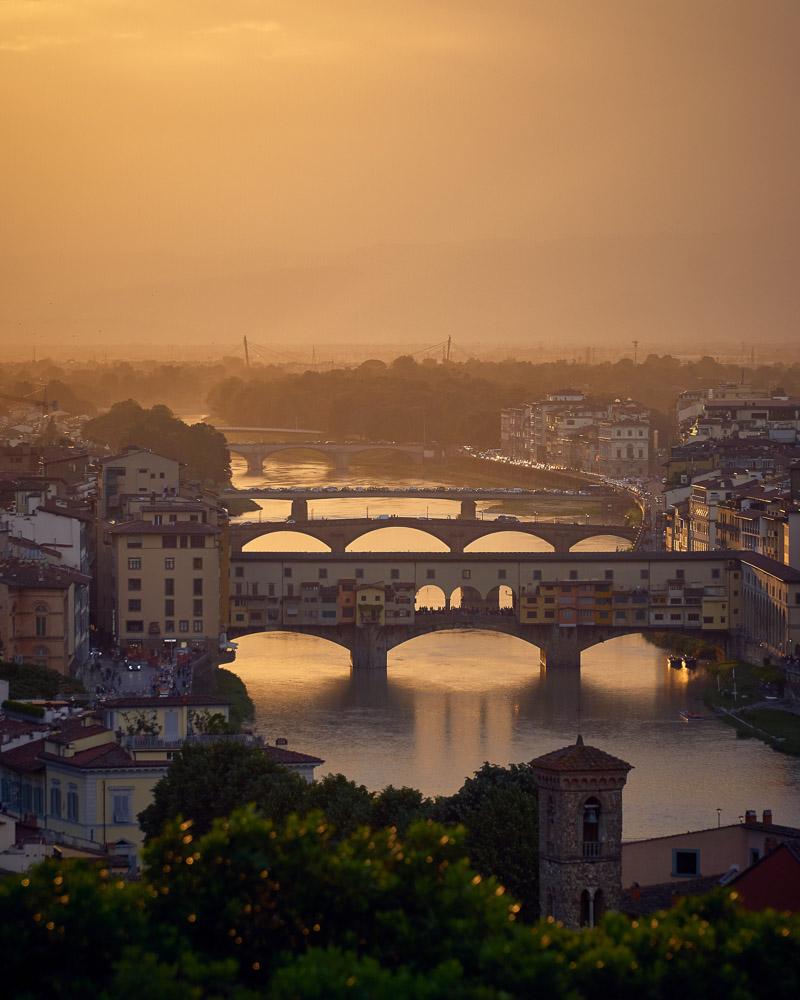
[530,735,632,928]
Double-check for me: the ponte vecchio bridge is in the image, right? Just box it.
[227,550,737,670]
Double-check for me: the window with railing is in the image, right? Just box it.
[583,797,601,859]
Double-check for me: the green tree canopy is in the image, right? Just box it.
[138,742,308,840]
[1,808,797,998]
[83,400,230,484]
[433,762,539,913]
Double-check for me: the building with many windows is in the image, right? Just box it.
[500,395,650,479]
[0,560,91,674]
[109,500,224,655]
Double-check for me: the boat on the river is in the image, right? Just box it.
[682,655,698,669]
[679,710,712,722]
[668,655,683,669]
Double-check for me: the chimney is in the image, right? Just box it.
[744,809,757,824]
[762,809,773,826]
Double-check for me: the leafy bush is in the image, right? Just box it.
[2,699,46,719]
[0,661,85,700]
[1,809,797,998]
[214,668,255,730]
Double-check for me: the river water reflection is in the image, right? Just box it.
[227,453,800,840]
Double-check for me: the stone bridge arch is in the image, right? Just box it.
[449,585,484,609]
[227,625,354,658]
[415,584,448,610]
[463,530,555,553]
[240,530,333,553]
[568,532,635,552]
[345,526,451,553]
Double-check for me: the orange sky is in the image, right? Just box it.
[2,1,798,351]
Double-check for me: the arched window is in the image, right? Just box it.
[583,797,601,857]
[579,889,591,927]
[34,603,49,613]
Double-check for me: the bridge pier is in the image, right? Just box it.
[246,455,263,476]
[290,498,309,521]
[350,626,389,670]
[333,452,350,474]
[538,628,583,670]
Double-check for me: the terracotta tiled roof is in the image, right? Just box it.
[622,874,724,916]
[0,558,90,588]
[530,735,633,773]
[46,723,109,746]
[263,746,324,766]
[36,500,94,522]
[0,738,47,773]
[0,718,49,740]
[40,742,167,770]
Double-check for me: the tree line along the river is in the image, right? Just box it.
[4,354,800,453]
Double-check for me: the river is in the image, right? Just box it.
[226,450,800,841]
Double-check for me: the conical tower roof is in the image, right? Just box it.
[531,734,633,773]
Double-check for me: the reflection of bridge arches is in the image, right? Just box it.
[464,531,555,553]
[242,531,332,553]
[346,527,450,553]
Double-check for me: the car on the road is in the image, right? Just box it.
[126,661,143,671]
[495,514,519,523]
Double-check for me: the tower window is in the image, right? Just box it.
[582,797,601,858]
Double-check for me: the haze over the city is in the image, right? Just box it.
[2,0,798,352]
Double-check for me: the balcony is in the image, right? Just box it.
[583,840,602,859]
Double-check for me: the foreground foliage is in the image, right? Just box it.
[138,745,541,912]
[1,808,797,999]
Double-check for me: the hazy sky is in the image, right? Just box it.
[2,1,798,351]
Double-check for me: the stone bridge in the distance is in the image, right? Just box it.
[228,516,639,555]
[228,440,438,475]
[228,613,725,672]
